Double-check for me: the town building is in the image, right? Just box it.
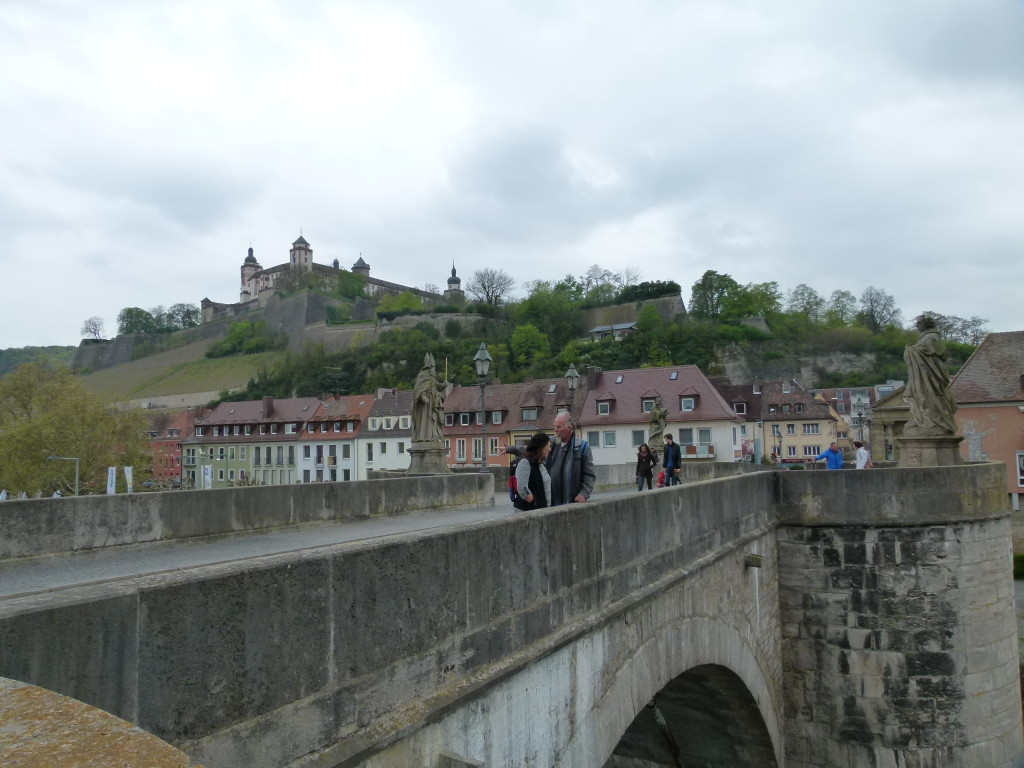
[297,395,374,483]
[362,389,415,474]
[578,366,743,465]
[147,408,197,486]
[951,331,1024,509]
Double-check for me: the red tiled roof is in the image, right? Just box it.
[578,366,739,426]
[951,331,1024,404]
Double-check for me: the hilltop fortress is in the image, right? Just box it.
[200,235,465,324]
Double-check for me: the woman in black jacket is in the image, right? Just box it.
[635,443,658,491]
[514,432,552,510]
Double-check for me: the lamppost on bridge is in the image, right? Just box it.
[48,455,80,496]
[564,363,580,419]
[474,343,492,468]
[856,406,871,443]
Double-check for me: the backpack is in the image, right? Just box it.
[507,456,521,503]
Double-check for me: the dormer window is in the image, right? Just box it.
[369,417,379,431]
[783,381,791,394]
[491,412,503,425]
[734,402,746,415]
[213,426,220,437]
[285,423,297,434]
[680,397,695,412]
[195,426,205,437]
[795,403,804,414]
[641,398,656,414]
[400,416,410,429]
[521,407,538,421]
[782,404,791,414]
[597,401,611,416]
[753,384,761,395]
[270,424,278,434]
[476,412,485,426]
[445,413,454,426]
[460,413,470,426]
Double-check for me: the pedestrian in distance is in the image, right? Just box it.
[636,443,658,491]
[812,442,844,470]
[854,440,873,469]
[513,432,552,511]
[662,433,682,485]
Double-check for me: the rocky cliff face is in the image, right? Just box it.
[717,346,877,387]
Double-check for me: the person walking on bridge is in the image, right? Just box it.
[812,442,844,470]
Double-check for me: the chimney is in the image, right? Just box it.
[263,396,273,417]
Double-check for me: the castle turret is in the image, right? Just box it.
[443,264,465,305]
[290,236,313,271]
[240,246,261,302]
[352,256,370,278]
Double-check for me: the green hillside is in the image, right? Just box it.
[80,339,282,401]
[0,346,76,375]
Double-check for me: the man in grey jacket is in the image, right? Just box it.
[547,412,596,505]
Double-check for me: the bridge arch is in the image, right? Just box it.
[557,612,783,768]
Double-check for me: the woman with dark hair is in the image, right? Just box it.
[635,443,658,491]
[514,432,552,510]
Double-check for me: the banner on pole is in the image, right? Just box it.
[124,466,134,494]
[106,466,117,495]
[202,465,213,490]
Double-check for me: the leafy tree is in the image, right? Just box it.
[787,284,826,324]
[913,312,989,345]
[689,270,741,320]
[465,268,515,305]
[81,316,105,339]
[206,320,283,358]
[510,324,550,368]
[857,287,903,333]
[726,281,782,319]
[334,270,367,300]
[376,290,424,316]
[0,363,149,495]
[117,307,159,335]
[168,303,200,329]
[824,290,858,327]
[515,281,584,350]
[618,280,682,303]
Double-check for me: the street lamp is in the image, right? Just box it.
[473,343,492,467]
[48,456,80,496]
[564,363,580,414]
[856,407,871,443]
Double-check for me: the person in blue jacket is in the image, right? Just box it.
[812,442,844,470]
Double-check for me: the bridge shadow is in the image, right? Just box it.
[604,664,777,767]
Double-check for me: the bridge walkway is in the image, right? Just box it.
[0,488,633,601]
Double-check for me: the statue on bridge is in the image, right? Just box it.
[903,316,958,436]
[898,315,962,467]
[412,353,448,444]
[648,395,668,451]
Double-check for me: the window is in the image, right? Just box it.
[837,403,845,413]
[786,424,796,435]
[319,423,328,433]
[270,424,278,434]
[603,431,617,447]
[260,425,266,435]
[285,423,296,434]
[783,381,791,394]
[384,417,393,430]
[265,447,271,465]
[461,413,471,426]
[342,444,350,459]
[680,397,695,411]
[398,442,405,454]
[1017,452,1024,487]
[740,425,747,436]
[788,446,798,458]
[491,412,503,425]
[218,469,224,481]
[615,375,624,383]
[400,416,410,429]
[803,445,820,457]
[521,408,538,421]
[445,413,454,426]
[476,412,485,426]
[472,438,483,461]
[333,422,341,433]
[244,425,251,435]
[347,421,354,432]
[303,445,311,459]
[489,437,499,455]
[680,428,694,444]
[367,443,374,462]
[218,447,225,460]
[587,431,600,447]
[444,439,450,452]
[456,439,466,461]
[782,404,790,414]
[803,423,821,435]
[254,450,261,466]
[698,428,711,444]
[771,424,781,436]
[632,430,645,447]
[369,418,379,431]
[642,399,655,414]
[307,423,315,433]
[195,426,204,436]
[213,426,220,437]
[240,447,246,461]
[276,446,284,465]
[795,403,804,414]
[734,402,746,414]
[229,447,235,461]
[288,446,295,465]
[670,371,678,380]
[228,470,235,481]
[343,469,351,481]
[597,402,610,415]
[380,442,387,455]
[303,470,310,483]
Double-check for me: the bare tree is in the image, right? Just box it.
[81,316,105,339]
[857,287,903,333]
[465,268,515,305]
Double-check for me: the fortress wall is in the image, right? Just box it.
[581,294,685,329]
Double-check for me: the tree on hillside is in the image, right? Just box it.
[465,268,515,305]
[516,281,584,349]
[510,323,550,369]
[81,316,105,339]
[787,284,826,324]
[857,287,903,333]
[689,271,741,320]
[913,312,989,345]
[376,290,424,315]
[0,363,149,495]
[825,290,858,326]
[117,307,159,335]
[167,303,200,329]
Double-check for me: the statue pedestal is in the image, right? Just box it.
[896,433,963,468]
[407,441,451,475]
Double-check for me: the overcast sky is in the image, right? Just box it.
[2,1,1023,349]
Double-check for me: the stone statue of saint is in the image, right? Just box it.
[648,395,668,449]
[903,316,958,435]
[411,353,447,443]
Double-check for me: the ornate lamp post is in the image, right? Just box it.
[48,455,80,496]
[564,363,580,416]
[474,343,492,467]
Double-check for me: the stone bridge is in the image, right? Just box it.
[0,464,1021,767]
